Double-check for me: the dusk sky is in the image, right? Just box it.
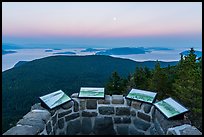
[2,2,202,49]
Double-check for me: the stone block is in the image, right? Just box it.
[131,100,141,110]
[58,109,72,118]
[122,117,131,123]
[86,99,97,109]
[46,121,52,134]
[23,110,51,123]
[58,118,65,129]
[133,118,151,131]
[65,112,80,121]
[137,111,151,122]
[93,117,116,135]
[66,118,81,135]
[82,110,98,117]
[17,118,44,133]
[116,107,130,116]
[129,125,145,135]
[80,99,86,110]
[116,124,129,135]
[71,93,79,98]
[114,117,122,124]
[61,101,73,109]
[73,99,79,112]
[167,124,202,135]
[81,117,92,134]
[130,110,136,116]
[98,106,114,115]
[143,103,152,113]
[52,113,57,126]
[98,95,111,104]
[3,125,39,135]
[112,95,124,104]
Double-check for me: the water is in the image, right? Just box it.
[2,47,200,72]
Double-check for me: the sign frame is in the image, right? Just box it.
[78,87,105,99]
[154,97,189,119]
[39,90,72,110]
[125,88,158,104]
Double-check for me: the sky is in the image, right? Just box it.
[2,2,202,49]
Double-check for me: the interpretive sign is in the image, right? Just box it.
[126,88,157,103]
[39,90,71,109]
[78,87,105,98]
[154,97,189,119]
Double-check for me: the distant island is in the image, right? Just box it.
[53,48,62,50]
[53,51,76,55]
[81,48,103,52]
[45,49,53,52]
[95,47,150,55]
[2,50,17,55]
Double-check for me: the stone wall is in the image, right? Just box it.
[3,93,202,135]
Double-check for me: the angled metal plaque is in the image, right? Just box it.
[154,97,189,119]
[39,90,71,109]
[78,87,105,98]
[126,88,157,103]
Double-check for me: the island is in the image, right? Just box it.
[95,47,150,55]
[45,49,53,52]
[53,48,62,50]
[53,51,76,55]
[2,50,17,55]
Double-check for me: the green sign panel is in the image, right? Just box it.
[78,87,105,98]
[126,88,157,103]
[39,90,71,109]
[154,97,189,119]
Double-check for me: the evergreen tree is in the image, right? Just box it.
[131,66,152,90]
[106,71,128,95]
[149,61,169,99]
[172,48,202,130]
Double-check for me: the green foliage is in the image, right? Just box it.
[172,48,202,130]
[105,71,128,95]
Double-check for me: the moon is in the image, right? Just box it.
[113,17,117,21]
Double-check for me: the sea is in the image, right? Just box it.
[2,47,201,72]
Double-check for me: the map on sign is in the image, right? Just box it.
[154,97,189,119]
[39,90,71,109]
[126,88,157,103]
[78,87,105,98]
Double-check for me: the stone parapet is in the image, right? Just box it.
[3,93,202,135]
